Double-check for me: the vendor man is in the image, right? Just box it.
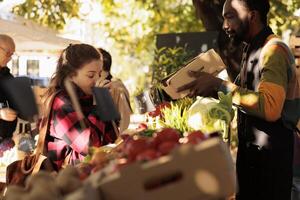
[178,0,299,199]
[0,34,17,141]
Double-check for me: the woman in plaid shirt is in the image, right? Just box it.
[42,44,117,170]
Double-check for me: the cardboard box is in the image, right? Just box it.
[161,49,226,99]
[89,138,236,200]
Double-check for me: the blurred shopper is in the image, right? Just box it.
[178,0,299,199]
[0,34,17,142]
[43,44,117,170]
[96,48,132,133]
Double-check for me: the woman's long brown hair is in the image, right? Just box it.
[41,43,101,116]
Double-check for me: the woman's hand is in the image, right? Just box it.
[0,108,17,121]
[95,78,111,88]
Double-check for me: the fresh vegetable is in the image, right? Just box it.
[123,138,150,161]
[138,129,156,138]
[158,98,194,134]
[186,131,207,145]
[148,102,171,118]
[153,128,180,145]
[136,149,160,161]
[158,141,178,155]
[187,92,233,141]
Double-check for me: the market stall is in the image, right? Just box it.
[0,12,79,55]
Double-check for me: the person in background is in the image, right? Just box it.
[96,48,132,133]
[43,44,117,170]
[293,131,300,200]
[0,34,17,143]
[290,37,300,200]
[178,0,299,199]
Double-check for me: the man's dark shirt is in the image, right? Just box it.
[235,27,294,200]
[0,67,17,140]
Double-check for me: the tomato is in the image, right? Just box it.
[153,128,180,146]
[148,102,171,118]
[136,149,159,161]
[186,130,207,145]
[148,109,160,118]
[158,141,178,155]
[137,123,148,130]
[123,138,150,160]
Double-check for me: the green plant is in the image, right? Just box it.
[151,46,194,86]
[158,97,195,135]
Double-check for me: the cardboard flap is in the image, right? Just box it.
[92,87,120,122]
[0,77,38,121]
[161,49,226,99]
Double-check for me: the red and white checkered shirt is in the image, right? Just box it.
[46,88,117,170]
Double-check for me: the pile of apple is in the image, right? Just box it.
[119,128,208,164]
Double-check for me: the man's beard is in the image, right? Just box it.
[230,19,250,45]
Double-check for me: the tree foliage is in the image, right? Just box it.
[269,0,300,35]
[151,46,194,85]
[98,0,203,57]
[12,0,79,30]
[97,0,204,93]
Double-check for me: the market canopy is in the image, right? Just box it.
[0,12,80,55]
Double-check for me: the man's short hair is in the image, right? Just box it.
[238,0,270,25]
[0,34,15,48]
[98,48,112,72]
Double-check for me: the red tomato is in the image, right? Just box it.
[148,110,160,118]
[157,102,171,118]
[121,136,134,152]
[154,128,180,146]
[124,138,150,160]
[137,123,148,130]
[136,149,159,161]
[187,131,207,145]
[148,102,171,118]
[158,141,178,155]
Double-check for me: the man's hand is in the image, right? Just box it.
[177,71,223,97]
[0,108,17,121]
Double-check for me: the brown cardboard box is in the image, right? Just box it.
[161,49,226,99]
[89,138,236,200]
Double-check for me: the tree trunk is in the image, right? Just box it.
[192,0,243,81]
